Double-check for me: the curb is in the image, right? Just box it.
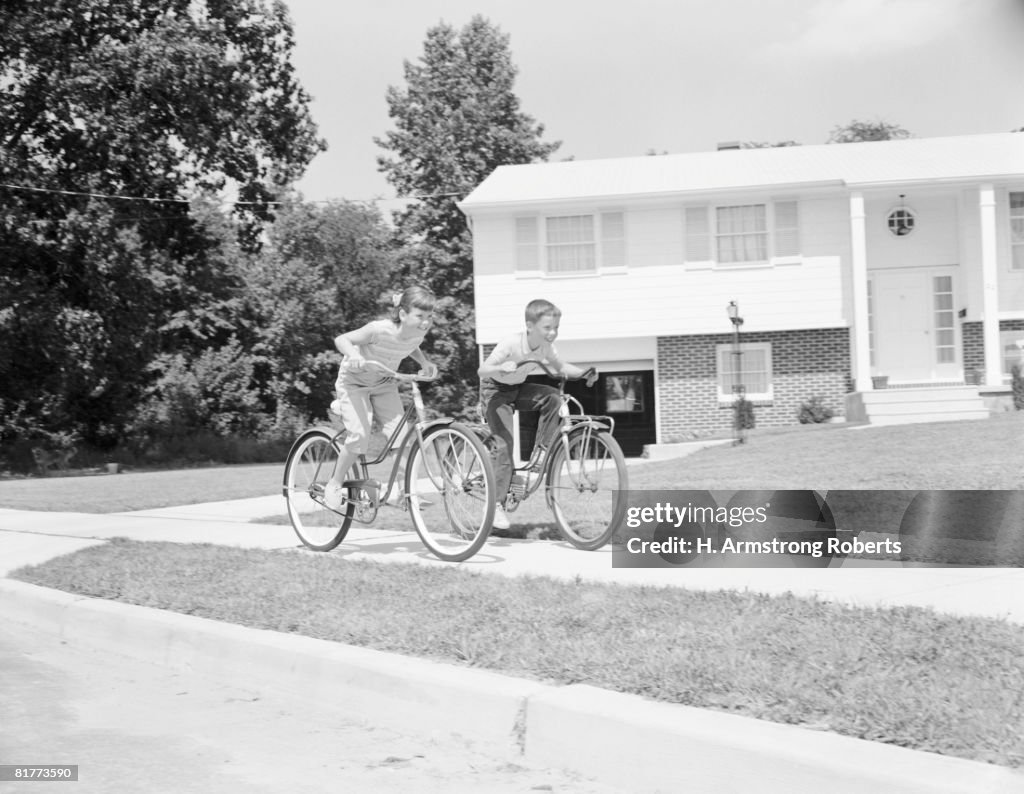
[4,579,1023,793]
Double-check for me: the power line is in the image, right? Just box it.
[0,181,467,206]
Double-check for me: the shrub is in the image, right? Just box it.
[733,396,755,431]
[798,396,836,424]
[1012,365,1024,411]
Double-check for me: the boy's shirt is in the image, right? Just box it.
[485,331,564,385]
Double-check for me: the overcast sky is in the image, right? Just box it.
[283,0,1024,208]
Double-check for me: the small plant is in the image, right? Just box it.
[733,396,755,431]
[798,396,835,424]
[1012,365,1024,411]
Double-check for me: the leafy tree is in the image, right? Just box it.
[0,0,324,456]
[827,119,913,143]
[375,15,559,415]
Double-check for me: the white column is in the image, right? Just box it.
[979,184,1001,386]
[849,192,872,390]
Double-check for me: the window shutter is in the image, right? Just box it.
[601,211,625,268]
[515,217,539,271]
[684,206,710,261]
[773,200,800,257]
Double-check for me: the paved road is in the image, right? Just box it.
[1,622,620,794]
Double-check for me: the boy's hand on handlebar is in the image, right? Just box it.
[420,362,439,379]
[499,360,519,374]
[584,368,599,388]
[347,353,366,371]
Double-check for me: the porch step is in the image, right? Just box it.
[845,386,990,426]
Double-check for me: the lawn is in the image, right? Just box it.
[2,412,1022,514]
[11,539,1024,769]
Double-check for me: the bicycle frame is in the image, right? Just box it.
[503,361,615,509]
[327,364,454,519]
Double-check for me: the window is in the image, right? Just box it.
[603,374,644,413]
[516,212,626,275]
[933,276,955,364]
[546,215,595,273]
[1011,192,1024,270]
[716,342,773,401]
[717,205,767,262]
[684,201,799,266]
[1001,330,1024,377]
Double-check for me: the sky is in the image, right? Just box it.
[283,0,1024,209]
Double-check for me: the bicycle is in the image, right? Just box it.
[492,359,629,550]
[282,362,497,562]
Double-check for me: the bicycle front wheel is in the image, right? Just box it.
[406,423,496,562]
[547,428,628,550]
[283,429,354,551]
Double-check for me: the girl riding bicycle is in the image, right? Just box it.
[325,285,438,509]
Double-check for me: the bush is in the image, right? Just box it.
[1012,365,1024,411]
[798,396,836,424]
[732,396,755,431]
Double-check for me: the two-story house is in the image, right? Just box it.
[458,132,1024,455]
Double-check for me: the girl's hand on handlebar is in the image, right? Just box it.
[420,361,439,379]
[499,360,519,375]
[346,353,367,371]
[583,367,599,388]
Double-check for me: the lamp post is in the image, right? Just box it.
[727,300,746,444]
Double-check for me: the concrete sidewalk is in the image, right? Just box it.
[3,498,1023,623]
[3,497,1024,792]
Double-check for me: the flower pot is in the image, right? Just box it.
[871,375,889,390]
[106,462,120,474]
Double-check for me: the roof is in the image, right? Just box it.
[458,132,1024,210]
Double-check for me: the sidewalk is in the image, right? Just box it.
[3,497,1024,793]
[2,498,1023,623]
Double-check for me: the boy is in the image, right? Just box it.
[478,299,597,529]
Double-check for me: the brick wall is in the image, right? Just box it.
[962,320,1024,373]
[657,328,851,438]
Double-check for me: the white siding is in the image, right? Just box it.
[475,258,845,343]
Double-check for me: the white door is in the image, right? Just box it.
[870,268,959,382]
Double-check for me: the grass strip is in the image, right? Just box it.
[11,538,1024,769]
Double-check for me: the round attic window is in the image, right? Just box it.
[887,207,915,237]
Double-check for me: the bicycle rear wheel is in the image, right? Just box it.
[405,423,495,562]
[547,427,628,550]
[283,429,354,551]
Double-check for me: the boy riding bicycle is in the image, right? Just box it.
[477,299,597,529]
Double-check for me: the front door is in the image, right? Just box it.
[870,268,959,382]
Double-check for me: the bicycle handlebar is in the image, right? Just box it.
[514,359,597,383]
[362,360,438,382]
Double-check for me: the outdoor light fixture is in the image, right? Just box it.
[727,300,743,327]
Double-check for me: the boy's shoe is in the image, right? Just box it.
[492,504,511,530]
[526,445,547,473]
[323,481,345,511]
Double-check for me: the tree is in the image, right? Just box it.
[0,0,324,456]
[375,16,560,415]
[827,119,913,143]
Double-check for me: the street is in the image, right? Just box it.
[0,622,618,794]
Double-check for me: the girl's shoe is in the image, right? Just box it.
[324,481,345,510]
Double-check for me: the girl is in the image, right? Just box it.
[325,285,438,509]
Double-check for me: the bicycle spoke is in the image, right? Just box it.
[283,430,354,552]
[407,425,495,562]
[548,430,628,550]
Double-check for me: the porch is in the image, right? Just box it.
[844,384,990,426]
